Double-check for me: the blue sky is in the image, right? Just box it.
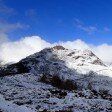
[1,0,112,44]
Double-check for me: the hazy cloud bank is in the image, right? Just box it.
[0,36,112,64]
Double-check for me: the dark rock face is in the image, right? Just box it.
[39,74,77,90]
[0,62,29,76]
[53,45,66,50]
[91,59,105,66]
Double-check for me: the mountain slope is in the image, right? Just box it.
[0,46,112,112]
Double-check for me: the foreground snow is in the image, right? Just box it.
[0,73,112,112]
[0,94,35,112]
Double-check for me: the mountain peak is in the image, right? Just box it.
[52,45,66,50]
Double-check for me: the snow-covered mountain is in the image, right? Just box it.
[0,46,112,112]
[1,45,111,76]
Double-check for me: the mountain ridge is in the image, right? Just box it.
[0,45,109,77]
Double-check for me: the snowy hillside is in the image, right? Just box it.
[0,46,112,112]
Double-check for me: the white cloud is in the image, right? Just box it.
[0,36,51,63]
[75,19,97,34]
[0,21,28,47]
[0,35,112,64]
[25,9,37,18]
[91,44,112,64]
[103,27,111,32]
[78,25,97,34]
[0,0,15,19]
[0,0,29,47]
[59,39,89,50]
[0,33,9,44]
[0,22,24,33]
